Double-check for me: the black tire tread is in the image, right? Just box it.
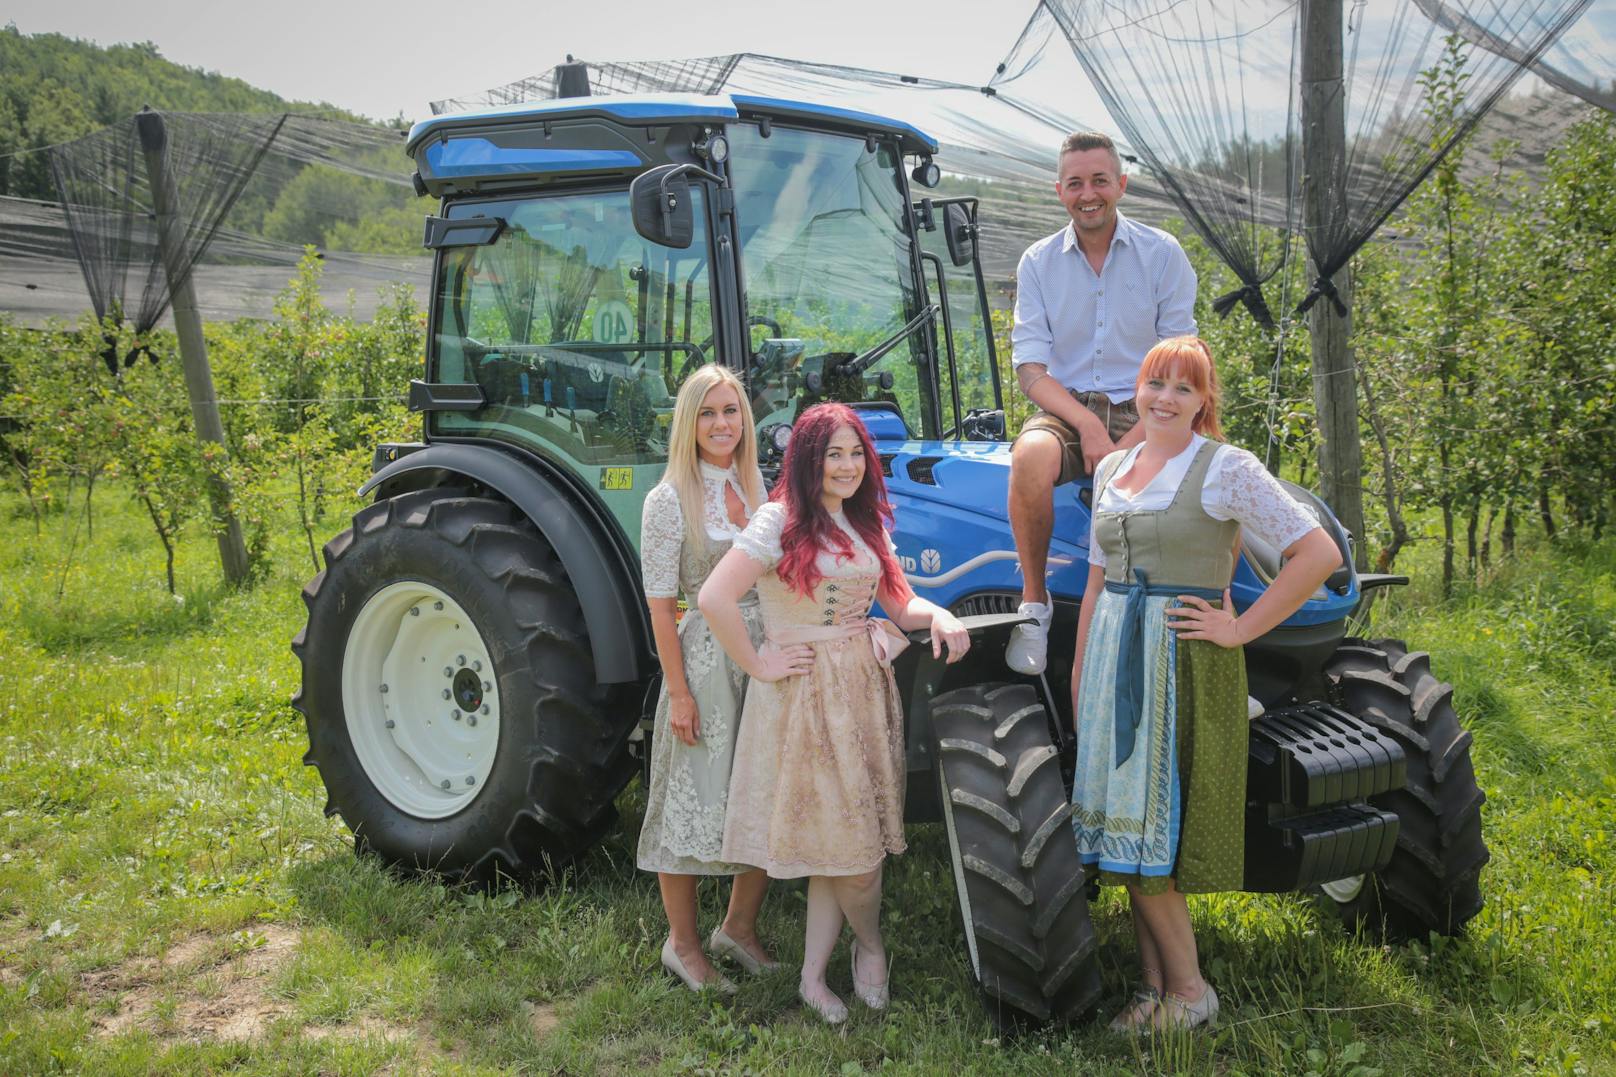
[292,487,636,882]
[1323,637,1489,938]
[932,682,1102,1029]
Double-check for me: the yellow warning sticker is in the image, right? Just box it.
[600,467,634,491]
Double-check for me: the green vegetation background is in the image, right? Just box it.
[1,25,1614,1076]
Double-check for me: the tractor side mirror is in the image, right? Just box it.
[943,202,975,267]
[630,165,695,249]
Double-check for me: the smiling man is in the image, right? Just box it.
[1005,132,1198,676]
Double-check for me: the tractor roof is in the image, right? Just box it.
[405,92,939,158]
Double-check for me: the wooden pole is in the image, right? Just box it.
[134,109,251,586]
[1300,0,1367,568]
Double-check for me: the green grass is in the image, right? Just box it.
[1,482,1613,1075]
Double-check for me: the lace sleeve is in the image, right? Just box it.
[1203,446,1320,552]
[1087,511,1107,568]
[733,501,785,569]
[639,483,684,599]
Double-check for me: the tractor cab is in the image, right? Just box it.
[406,92,1002,543]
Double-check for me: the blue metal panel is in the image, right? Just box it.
[731,94,940,153]
[422,139,642,178]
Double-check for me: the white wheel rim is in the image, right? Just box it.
[1321,874,1367,904]
[342,581,501,819]
[937,761,982,979]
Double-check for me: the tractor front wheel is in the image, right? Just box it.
[1321,637,1488,938]
[291,488,636,881]
[930,682,1101,1029]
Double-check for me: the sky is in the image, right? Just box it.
[4,0,1042,123]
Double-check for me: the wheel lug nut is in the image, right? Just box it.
[451,710,461,721]
[480,705,489,715]
[385,719,395,729]
[482,681,491,692]
[467,715,478,727]
[465,776,475,786]
[409,606,421,617]
[442,689,451,700]
[444,667,453,678]
[440,780,450,790]
[472,660,482,672]
[379,683,389,694]
[457,655,466,667]
[434,601,444,611]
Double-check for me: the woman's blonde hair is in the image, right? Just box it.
[1137,335,1224,440]
[664,365,764,550]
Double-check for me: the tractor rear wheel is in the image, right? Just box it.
[1321,637,1488,938]
[292,488,636,881]
[930,682,1101,1029]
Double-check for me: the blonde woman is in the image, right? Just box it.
[637,364,807,991]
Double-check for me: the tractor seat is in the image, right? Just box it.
[1238,480,1355,597]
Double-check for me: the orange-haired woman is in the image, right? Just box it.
[1070,336,1342,1032]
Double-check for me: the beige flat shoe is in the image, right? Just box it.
[798,981,848,1025]
[661,937,736,995]
[850,941,889,1010]
[1153,983,1219,1031]
[708,926,780,975]
[1107,985,1162,1033]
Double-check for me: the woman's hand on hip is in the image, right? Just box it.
[667,692,701,746]
[752,642,814,683]
[930,610,971,663]
[1166,589,1243,649]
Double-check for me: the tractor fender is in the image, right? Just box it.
[359,442,651,684]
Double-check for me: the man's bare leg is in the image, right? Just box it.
[1009,430,1063,606]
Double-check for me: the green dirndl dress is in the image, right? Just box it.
[1070,441,1249,894]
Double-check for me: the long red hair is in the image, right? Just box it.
[1137,335,1224,440]
[775,403,913,603]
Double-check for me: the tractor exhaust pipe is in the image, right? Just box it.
[555,57,591,98]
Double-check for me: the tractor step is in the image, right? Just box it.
[1243,802,1399,892]
[1247,703,1406,809]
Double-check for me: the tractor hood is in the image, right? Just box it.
[873,437,1095,607]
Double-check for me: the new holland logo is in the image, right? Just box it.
[920,548,942,574]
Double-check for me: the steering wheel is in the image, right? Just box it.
[684,315,787,381]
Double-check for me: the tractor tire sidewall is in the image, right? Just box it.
[296,489,632,880]
[1324,637,1489,939]
[930,682,1101,1029]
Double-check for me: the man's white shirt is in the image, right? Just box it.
[1010,212,1198,403]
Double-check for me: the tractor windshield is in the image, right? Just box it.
[727,124,939,438]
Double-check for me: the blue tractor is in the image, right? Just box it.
[293,73,1487,1027]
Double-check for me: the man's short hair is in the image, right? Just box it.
[1058,132,1124,175]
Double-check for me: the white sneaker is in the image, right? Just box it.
[1005,600,1053,675]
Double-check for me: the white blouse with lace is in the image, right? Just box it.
[640,460,752,599]
[733,501,896,572]
[1087,435,1319,569]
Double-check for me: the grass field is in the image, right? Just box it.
[1,480,1613,1075]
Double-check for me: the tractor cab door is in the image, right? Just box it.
[915,196,1004,439]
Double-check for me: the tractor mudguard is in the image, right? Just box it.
[360,442,651,684]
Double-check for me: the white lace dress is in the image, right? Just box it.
[636,461,764,875]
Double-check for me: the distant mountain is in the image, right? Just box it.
[0,26,375,201]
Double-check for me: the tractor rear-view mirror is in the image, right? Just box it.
[944,202,975,267]
[631,165,694,249]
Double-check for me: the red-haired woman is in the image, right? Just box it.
[699,402,970,1024]
[1071,336,1342,1032]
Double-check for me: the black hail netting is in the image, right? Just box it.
[2,4,1612,334]
[45,112,285,347]
[0,112,430,332]
[431,51,1190,282]
[1028,0,1599,325]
